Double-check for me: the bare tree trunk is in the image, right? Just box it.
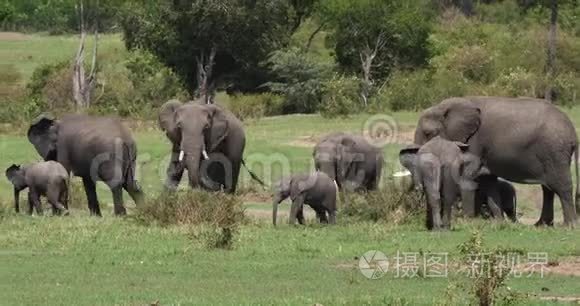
[545,0,558,102]
[359,33,386,108]
[305,21,325,52]
[196,47,217,104]
[72,0,98,111]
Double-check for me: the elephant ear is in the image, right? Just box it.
[27,114,58,161]
[158,100,183,143]
[442,102,481,143]
[337,137,357,179]
[206,105,229,152]
[399,145,420,171]
[5,164,26,190]
[290,173,317,200]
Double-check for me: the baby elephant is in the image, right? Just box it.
[400,136,483,230]
[5,161,70,216]
[475,176,517,222]
[272,171,338,225]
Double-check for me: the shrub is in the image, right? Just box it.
[432,44,495,83]
[265,47,333,114]
[340,182,423,224]
[372,70,435,111]
[124,49,188,108]
[226,93,284,121]
[458,231,526,306]
[138,190,245,249]
[320,75,362,118]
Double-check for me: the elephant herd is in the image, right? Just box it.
[4,96,580,229]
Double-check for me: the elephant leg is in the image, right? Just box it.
[549,178,577,227]
[328,210,336,224]
[47,188,67,216]
[289,196,304,225]
[297,208,305,225]
[486,187,504,220]
[315,208,328,224]
[536,185,554,227]
[228,160,241,194]
[82,177,101,217]
[165,150,185,190]
[27,192,34,216]
[111,186,127,216]
[28,190,43,216]
[123,180,144,207]
[501,190,517,222]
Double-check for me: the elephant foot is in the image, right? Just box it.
[114,207,127,216]
[534,219,554,227]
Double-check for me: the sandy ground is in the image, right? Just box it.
[0,32,30,41]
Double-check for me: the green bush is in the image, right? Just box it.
[0,64,25,123]
[138,190,245,249]
[266,47,333,114]
[320,75,362,118]
[432,44,495,83]
[226,93,284,121]
[340,182,423,224]
[372,70,435,111]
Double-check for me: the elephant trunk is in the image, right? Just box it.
[272,200,279,226]
[181,140,204,188]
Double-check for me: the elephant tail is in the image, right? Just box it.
[123,143,139,190]
[241,159,267,188]
[574,144,580,216]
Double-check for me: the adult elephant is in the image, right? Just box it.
[159,100,263,193]
[27,114,144,216]
[414,96,579,226]
[313,132,383,191]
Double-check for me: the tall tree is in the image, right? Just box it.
[72,0,98,110]
[545,0,558,102]
[321,0,433,105]
[120,0,295,101]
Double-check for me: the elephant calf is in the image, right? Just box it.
[5,161,69,216]
[475,176,517,222]
[272,172,338,225]
[399,136,484,230]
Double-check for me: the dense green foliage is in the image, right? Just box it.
[0,0,128,34]
[119,0,296,95]
[3,0,580,121]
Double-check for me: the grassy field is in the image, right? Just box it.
[0,32,124,83]
[1,32,580,305]
[1,112,580,305]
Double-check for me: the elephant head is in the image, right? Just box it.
[27,114,59,161]
[272,178,291,226]
[5,164,27,191]
[398,144,422,190]
[414,98,481,145]
[6,164,27,213]
[314,135,361,189]
[159,100,230,188]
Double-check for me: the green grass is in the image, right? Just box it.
[1,32,580,305]
[1,112,580,305]
[0,32,125,83]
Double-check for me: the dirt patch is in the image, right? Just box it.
[287,135,320,148]
[541,257,580,277]
[537,295,580,303]
[240,190,271,203]
[0,32,31,41]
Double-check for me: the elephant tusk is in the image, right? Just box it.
[202,150,209,160]
[393,170,411,178]
[178,150,185,162]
